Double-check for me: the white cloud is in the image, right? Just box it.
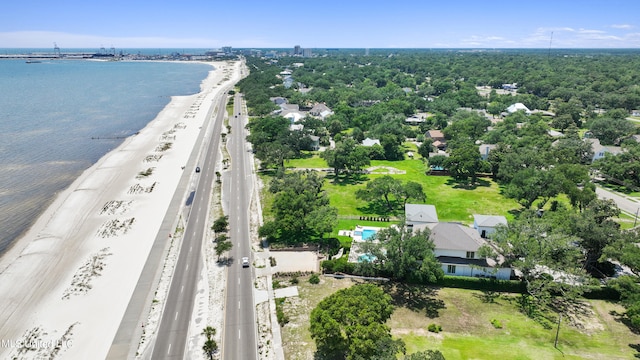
[577,28,606,34]
[611,24,634,29]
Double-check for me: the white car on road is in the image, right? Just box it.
[241,257,250,267]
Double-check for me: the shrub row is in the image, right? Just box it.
[322,260,621,301]
[581,284,621,300]
[321,257,355,274]
[437,275,526,293]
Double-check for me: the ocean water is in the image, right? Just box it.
[0,59,212,254]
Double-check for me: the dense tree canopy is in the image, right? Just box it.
[355,175,426,213]
[355,225,443,283]
[259,171,337,244]
[310,284,402,360]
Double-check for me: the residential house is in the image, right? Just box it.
[473,214,507,238]
[405,115,426,124]
[429,222,511,280]
[283,111,305,123]
[405,204,439,233]
[426,130,446,150]
[632,110,640,117]
[506,103,531,115]
[362,138,381,147]
[547,130,564,138]
[289,124,304,131]
[270,97,288,105]
[586,138,623,162]
[309,103,334,120]
[280,103,306,123]
[478,144,497,161]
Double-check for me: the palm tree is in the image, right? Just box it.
[202,326,216,339]
[202,339,218,360]
[202,326,218,360]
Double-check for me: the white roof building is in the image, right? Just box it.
[506,103,531,115]
[362,138,381,147]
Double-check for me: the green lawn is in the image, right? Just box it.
[280,277,638,360]
[286,155,521,224]
[392,287,636,360]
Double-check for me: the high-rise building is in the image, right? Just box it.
[293,45,301,55]
[303,48,312,58]
[222,46,232,54]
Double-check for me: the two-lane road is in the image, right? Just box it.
[151,91,230,359]
[222,92,257,360]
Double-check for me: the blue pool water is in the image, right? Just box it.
[362,229,377,240]
[358,253,377,263]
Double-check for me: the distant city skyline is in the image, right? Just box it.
[1,0,640,49]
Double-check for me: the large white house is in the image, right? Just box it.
[429,222,511,280]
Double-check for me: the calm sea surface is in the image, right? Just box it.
[0,59,212,254]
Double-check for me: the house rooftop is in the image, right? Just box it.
[507,103,531,114]
[405,204,439,223]
[362,138,381,147]
[426,130,445,139]
[473,214,507,228]
[430,222,485,252]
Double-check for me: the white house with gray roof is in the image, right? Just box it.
[473,214,507,238]
[309,103,334,119]
[405,204,439,225]
[429,222,511,280]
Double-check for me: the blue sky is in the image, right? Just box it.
[1,0,639,48]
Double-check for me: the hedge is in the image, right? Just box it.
[437,275,526,293]
[321,256,355,274]
[581,285,621,300]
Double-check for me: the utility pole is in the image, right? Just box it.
[554,313,562,348]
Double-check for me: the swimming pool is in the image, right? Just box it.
[358,253,377,263]
[362,229,377,240]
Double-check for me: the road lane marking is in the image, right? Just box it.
[181,285,184,293]
[175,311,179,321]
[238,301,241,310]
[190,246,193,252]
[186,264,189,271]
[238,329,241,339]
[167,343,172,354]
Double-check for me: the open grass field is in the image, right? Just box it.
[285,155,521,224]
[278,275,639,360]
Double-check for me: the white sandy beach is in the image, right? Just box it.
[0,60,242,359]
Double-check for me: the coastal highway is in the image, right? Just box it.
[222,93,257,359]
[150,90,230,359]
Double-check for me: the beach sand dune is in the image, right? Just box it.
[0,60,240,359]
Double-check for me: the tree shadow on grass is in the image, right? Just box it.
[628,343,640,358]
[325,173,369,186]
[472,290,503,304]
[356,200,396,216]
[610,309,640,335]
[382,282,445,318]
[445,177,491,190]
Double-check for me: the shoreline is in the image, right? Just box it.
[0,59,214,259]
[0,60,239,359]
